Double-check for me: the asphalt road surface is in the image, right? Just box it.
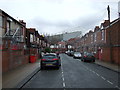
[22,54,119,89]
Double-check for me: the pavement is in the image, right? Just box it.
[2,60,40,88]
[2,54,119,88]
[95,59,120,73]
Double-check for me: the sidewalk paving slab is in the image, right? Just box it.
[2,60,40,88]
[95,59,120,73]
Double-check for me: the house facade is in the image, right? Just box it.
[72,18,120,64]
[0,9,28,72]
[0,9,49,73]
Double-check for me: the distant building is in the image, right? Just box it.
[48,31,82,44]
[47,34,63,44]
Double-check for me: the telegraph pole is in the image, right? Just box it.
[107,5,113,63]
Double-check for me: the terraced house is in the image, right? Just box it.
[0,9,48,73]
[77,18,120,65]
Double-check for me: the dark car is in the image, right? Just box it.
[81,52,95,62]
[41,53,61,69]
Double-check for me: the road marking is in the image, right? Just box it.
[63,82,66,87]
[101,76,106,80]
[61,58,66,88]
[63,77,65,81]
[96,73,100,76]
[115,86,120,90]
[92,71,95,74]
[69,55,117,88]
[107,80,113,85]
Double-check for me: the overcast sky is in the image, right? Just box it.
[0,0,119,35]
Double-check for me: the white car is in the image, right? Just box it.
[73,52,82,59]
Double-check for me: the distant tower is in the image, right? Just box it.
[118,1,120,18]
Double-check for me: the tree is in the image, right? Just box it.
[44,47,51,53]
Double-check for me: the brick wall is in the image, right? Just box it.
[77,19,120,64]
[101,47,111,62]
[2,39,29,73]
[2,50,9,72]
[112,47,120,64]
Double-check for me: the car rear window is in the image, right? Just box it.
[43,54,57,59]
[87,53,94,56]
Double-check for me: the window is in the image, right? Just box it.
[91,35,93,43]
[40,40,41,45]
[37,37,39,43]
[7,21,10,32]
[2,16,5,28]
[0,16,6,37]
[30,34,33,42]
[0,16,2,27]
[33,35,36,42]
[101,30,104,40]
[94,33,96,42]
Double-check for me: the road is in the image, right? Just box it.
[22,54,119,89]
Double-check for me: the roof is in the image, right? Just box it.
[0,9,25,27]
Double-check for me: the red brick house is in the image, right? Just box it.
[77,18,120,64]
[101,18,120,64]
[0,9,49,73]
[0,9,28,72]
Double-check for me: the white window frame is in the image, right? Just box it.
[94,33,96,42]
[91,35,93,43]
[101,30,104,40]
[30,34,33,42]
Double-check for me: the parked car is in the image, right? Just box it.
[65,51,68,54]
[41,53,61,69]
[81,52,95,62]
[73,52,82,59]
[67,51,74,56]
